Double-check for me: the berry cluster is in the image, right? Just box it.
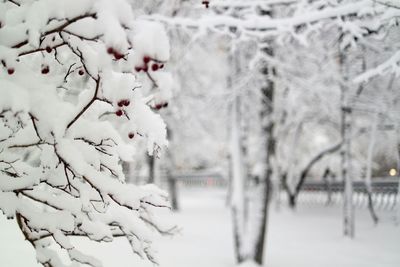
[2,43,86,76]
[135,56,164,73]
[115,99,131,117]
[3,39,169,139]
[107,47,124,60]
[117,99,130,107]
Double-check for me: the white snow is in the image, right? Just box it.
[1,187,399,267]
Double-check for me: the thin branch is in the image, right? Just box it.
[141,200,170,209]
[66,76,101,129]
[100,163,119,178]
[18,42,67,57]
[29,113,41,141]
[109,193,139,211]
[12,13,96,49]
[8,141,47,149]
[140,215,178,236]
[63,63,77,82]
[374,0,400,9]
[62,30,102,42]
[7,0,20,7]
[20,191,62,211]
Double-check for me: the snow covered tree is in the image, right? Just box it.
[0,0,176,266]
[142,0,400,262]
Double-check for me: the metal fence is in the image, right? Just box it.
[289,178,399,210]
[134,171,399,211]
[169,173,228,187]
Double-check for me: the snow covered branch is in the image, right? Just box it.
[354,51,400,83]
[0,0,175,266]
[148,0,397,36]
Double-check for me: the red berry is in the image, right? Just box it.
[7,68,14,75]
[78,69,85,76]
[151,64,159,71]
[117,100,124,107]
[143,56,151,64]
[155,104,163,110]
[123,100,130,106]
[134,66,142,72]
[202,1,210,8]
[116,110,123,117]
[41,66,49,74]
[114,52,124,60]
[107,47,114,54]
[45,46,52,53]
[128,132,135,139]
[142,66,148,72]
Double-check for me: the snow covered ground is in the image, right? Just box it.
[1,187,399,267]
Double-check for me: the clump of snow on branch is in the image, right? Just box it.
[0,0,176,266]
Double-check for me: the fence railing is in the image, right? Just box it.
[289,178,399,210]
[133,172,399,211]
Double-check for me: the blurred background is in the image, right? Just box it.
[123,1,400,266]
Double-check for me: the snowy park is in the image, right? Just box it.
[1,0,400,267]
[2,187,400,267]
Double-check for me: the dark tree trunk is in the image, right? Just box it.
[339,46,354,238]
[229,44,247,264]
[167,173,179,211]
[288,194,296,208]
[254,175,272,264]
[341,104,354,238]
[252,43,275,265]
[226,155,233,206]
[364,113,379,224]
[323,168,333,205]
[147,154,155,184]
[232,207,245,263]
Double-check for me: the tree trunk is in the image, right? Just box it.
[341,104,354,237]
[254,169,272,264]
[253,44,275,265]
[230,42,275,265]
[229,54,246,263]
[339,46,355,238]
[167,172,179,211]
[230,96,246,262]
[365,113,379,224]
[284,122,303,207]
[147,154,155,184]
[323,168,333,205]
[232,207,245,263]
[226,155,234,206]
